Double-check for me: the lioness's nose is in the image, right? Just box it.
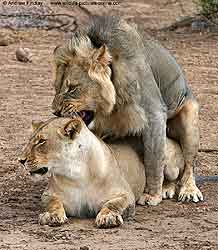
[18,157,27,165]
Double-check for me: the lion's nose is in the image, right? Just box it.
[18,157,27,165]
[53,109,61,117]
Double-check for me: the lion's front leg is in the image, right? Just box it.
[96,193,135,228]
[39,192,67,226]
[142,112,167,206]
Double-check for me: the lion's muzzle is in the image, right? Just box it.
[52,94,64,117]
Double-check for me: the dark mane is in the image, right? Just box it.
[85,16,144,59]
[87,15,121,48]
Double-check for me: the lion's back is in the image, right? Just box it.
[86,16,191,114]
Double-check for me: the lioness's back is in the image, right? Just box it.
[109,137,145,201]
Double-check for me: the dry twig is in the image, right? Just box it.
[159,16,196,31]
[199,148,218,153]
[78,5,92,16]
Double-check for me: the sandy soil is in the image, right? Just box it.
[0,1,218,249]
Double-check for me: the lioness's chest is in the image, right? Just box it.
[54,179,101,218]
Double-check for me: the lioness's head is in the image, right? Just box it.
[18,117,83,176]
[51,31,116,125]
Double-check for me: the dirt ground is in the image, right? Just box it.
[1,1,218,249]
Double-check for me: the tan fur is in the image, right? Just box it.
[167,100,202,202]
[19,117,185,228]
[51,30,147,136]
[51,16,203,205]
[52,38,115,115]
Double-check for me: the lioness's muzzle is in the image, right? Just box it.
[18,157,27,165]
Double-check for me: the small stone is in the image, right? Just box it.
[80,247,89,250]
[191,20,209,32]
[16,47,33,63]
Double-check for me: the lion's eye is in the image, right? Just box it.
[37,138,46,145]
[68,84,79,92]
[68,86,81,98]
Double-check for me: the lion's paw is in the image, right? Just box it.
[137,194,162,206]
[162,182,176,199]
[95,207,123,228]
[178,183,203,203]
[39,211,68,226]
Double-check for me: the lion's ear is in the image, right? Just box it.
[89,45,115,114]
[53,45,61,55]
[92,44,111,66]
[59,119,82,139]
[53,64,66,93]
[32,120,44,131]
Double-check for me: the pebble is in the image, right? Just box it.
[16,47,33,63]
[191,20,209,31]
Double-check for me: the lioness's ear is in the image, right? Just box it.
[59,119,82,139]
[92,44,112,66]
[32,120,44,131]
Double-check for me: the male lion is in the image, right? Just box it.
[51,16,203,205]
[19,117,184,228]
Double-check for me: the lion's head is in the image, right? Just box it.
[18,117,83,176]
[51,31,116,126]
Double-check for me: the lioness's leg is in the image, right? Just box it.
[162,159,179,200]
[162,138,184,199]
[167,99,203,202]
[39,192,67,226]
[96,193,135,228]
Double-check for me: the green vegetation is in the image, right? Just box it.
[196,0,218,17]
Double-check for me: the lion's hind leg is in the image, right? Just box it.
[167,99,203,203]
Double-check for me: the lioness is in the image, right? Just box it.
[19,117,185,228]
[51,16,203,205]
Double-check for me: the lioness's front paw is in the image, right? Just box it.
[137,194,162,206]
[39,211,67,226]
[178,184,203,203]
[162,182,176,199]
[95,207,123,228]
